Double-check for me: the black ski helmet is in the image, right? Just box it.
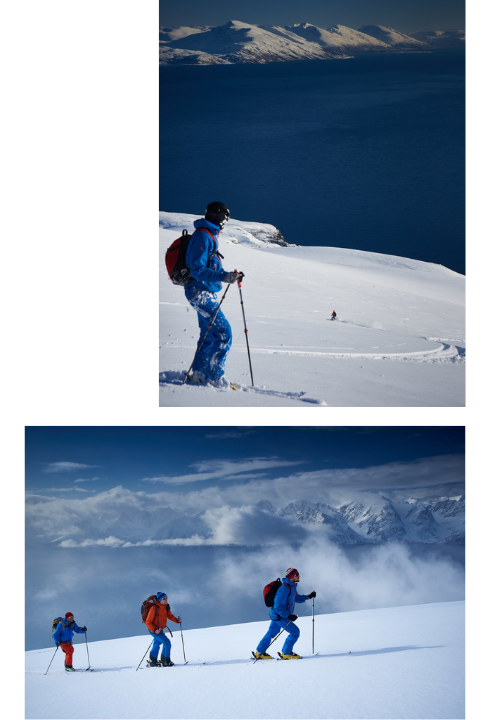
[205,201,230,229]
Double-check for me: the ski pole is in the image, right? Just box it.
[253,620,292,664]
[312,597,315,655]
[136,641,153,671]
[85,631,91,670]
[235,270,254,386]
[179,622,188,664]
[44,646,58,675]
[183,283,232,385]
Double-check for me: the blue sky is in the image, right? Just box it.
[26,426,464,501]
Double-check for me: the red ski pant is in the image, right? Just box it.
[60,642,74,666]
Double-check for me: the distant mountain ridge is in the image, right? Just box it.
[35,494,464,547]
[159,20,465,65]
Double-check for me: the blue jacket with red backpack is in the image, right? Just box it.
[185,219,227,293]
[270,577,306,621]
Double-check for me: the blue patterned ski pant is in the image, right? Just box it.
[185,286,232,382]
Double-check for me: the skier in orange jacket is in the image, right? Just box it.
[145,592,182,666]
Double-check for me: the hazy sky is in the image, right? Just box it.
[159,0,465,33]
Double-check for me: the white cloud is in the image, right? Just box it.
[74,477,100,483]
[43,461,100,474]
[25,453,464,547]
[213,536,465,612]
[40,487,97,493]
[140,457,305,485]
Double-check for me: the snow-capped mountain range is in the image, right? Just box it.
[34,495,464,547]
[159,20,465,65]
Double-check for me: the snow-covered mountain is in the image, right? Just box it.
[286,23,391,51]
[277,500,368,545]
[408,29,465,48]
[28,493,464,547]
[159,20,464,64]
[271,496,465,545]
[159,19,344,65]
[358,25,428,49]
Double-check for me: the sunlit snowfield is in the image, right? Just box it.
[26,602,464,720]
[159,212,464,406]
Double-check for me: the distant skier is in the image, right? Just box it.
[184,201,244,388]
[145,592,182,667]
[330,311,337,320]
[255,568,316,660]
[52,612,87,672]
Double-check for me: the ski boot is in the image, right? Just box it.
[253,651,273,660]
[188,371,207,386]
[65,665,76,672]
[209,376,239,390]
[148,654,160,667]
[160,656,174,666]
[278,652,302,660]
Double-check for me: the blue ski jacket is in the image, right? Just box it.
[53,620,85,645]
[270,577,306,621]
[185,219,227,293]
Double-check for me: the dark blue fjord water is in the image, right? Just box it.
[0,46,490,275]
[160,52,465,274]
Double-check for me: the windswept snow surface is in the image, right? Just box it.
[0,212,465,408]
[25,602,464,719]
[159,212,465,407]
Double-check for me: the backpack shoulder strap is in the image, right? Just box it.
[192,227,222,264]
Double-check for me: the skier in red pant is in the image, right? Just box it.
[52,612,87,671]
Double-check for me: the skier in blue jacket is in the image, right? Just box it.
[255,568,316,660]
[184,201,244,388]
[52,612,87,671]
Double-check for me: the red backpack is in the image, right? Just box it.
[141,595,159,624]
[165,228,219,286]
[263,579,291,608]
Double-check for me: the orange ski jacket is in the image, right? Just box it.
[145,600,179,633]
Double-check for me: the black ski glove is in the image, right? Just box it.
[306,591,316,599]
[223,271,243,284]
[288,614,298,622]
[81,626,87,632]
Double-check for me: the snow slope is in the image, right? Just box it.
[358,25,428,49]
[286,23,391,50]
[159,212,465,407]
[25,602,464,720]
[0,212,465,407]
